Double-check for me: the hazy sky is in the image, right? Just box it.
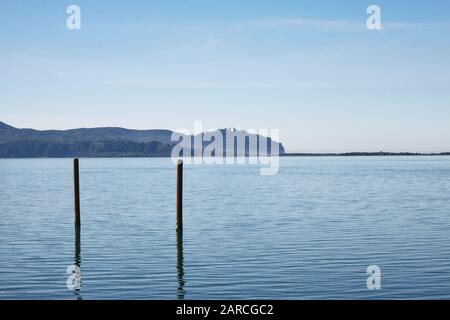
[1,0,450,152]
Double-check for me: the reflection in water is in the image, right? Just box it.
[176,230,186,299]
[73,224,82,300]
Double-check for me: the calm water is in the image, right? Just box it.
[1,156,450,299]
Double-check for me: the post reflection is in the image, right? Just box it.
[176,230,186,299]
[73,224,82,300]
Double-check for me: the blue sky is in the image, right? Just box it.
[0,0,449,152]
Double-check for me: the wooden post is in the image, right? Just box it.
[73,158,81,229]
[73,158,82,296]
[176,160,183,232]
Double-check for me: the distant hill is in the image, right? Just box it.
[0,121,285,158]
[0,121,15,130]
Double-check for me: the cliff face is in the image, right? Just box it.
[0,122,285,158]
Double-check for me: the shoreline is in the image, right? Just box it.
[1,153,450,159]
[282,152,450,157]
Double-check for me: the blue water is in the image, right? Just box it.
[1,156,450,299]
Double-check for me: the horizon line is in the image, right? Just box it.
[2,120,449,155]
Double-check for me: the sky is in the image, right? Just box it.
[0,0,449,153]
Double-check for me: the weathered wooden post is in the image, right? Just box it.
[176,160,183,232]
[73,158,81,229]
[72,158,82,296]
